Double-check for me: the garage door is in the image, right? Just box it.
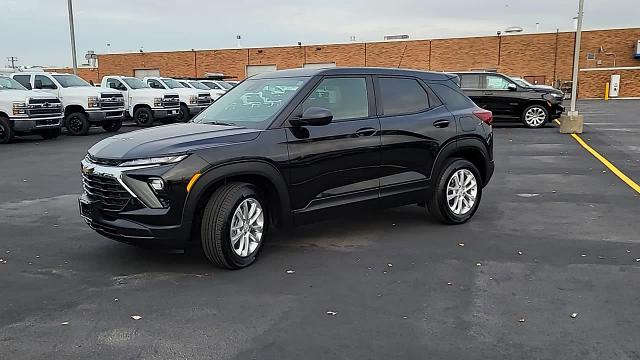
[134,68,160,79]
[246,65,277,77]
[303,62,337,69]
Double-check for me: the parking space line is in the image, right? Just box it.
[554,119,640,194]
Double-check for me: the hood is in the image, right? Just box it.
[0,89,59,102]
[527,86,564,96]
[128,88,175,97]
[88,123,261,159]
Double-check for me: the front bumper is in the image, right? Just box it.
[152,108,180,119]
[550,103,565,119]
[86,109,126,122]
[11,115,63,132]
[187,104,209,116]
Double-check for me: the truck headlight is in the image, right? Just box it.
[12,102,27,115]
[154,97,163,107]
[88,96,100,108]
[119,155,188,167]
[188,95,198,104]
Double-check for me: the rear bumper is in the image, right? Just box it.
[11,116,63,132]
[152,108,180,119]
[86,109,126,122]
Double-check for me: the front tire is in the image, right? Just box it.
[102,119,123,132]
[427,158,482,224]
[133,107,154,127]
[176,104,190,123]
[0,116,14,144]
[65,112,90,136]
[522,104,549,128]
[200,183,267,269]
[40,128,62,140]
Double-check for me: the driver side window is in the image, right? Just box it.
[302,77,369,121]
[35,75,57,90]
[107,79,126,91]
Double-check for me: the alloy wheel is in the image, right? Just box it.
[524,107,546,127]
[446,169,478,215]
[229,198,264,257]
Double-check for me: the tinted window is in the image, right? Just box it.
[147,79,165,89]
[34,75,57,89]
[106,78,127,91]
[13,75,32,89]
[484,75,513,90]
[459,74,481,89]
[379,77,429,116]
[302,77,368,121]
[429,82,476,111]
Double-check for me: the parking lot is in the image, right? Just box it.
[1,100,639,359]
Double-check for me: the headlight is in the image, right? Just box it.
[119,155,188,167]
[154,97,163,107]
[88,96,100,108]
[12,102,27,115]
[188,95,198,104]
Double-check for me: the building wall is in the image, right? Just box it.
[579,69,640,98]
[93,27,640,99]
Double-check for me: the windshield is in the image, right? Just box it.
[189,81,210,90]
[52,74,91,88]
[0,76,27,90]
[192,76,309,129]
[511,77,532,87]
[123,77,149,89]
[217,81,233,90]
[161,78,184,89]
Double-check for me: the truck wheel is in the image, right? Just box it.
[201,182,267,269]
[522,104,549,128]
[427,158,482,225]
[134,107,154,127]
[40,128,62,140]
[65,112,90,136]
[0,116,14,144]
[176,104,190,122]
[102,119,123,132]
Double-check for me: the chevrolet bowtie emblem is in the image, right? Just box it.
[81,165,95,175]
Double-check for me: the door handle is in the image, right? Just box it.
[355,128,377,137]
[433,120,450,128]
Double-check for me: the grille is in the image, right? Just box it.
[197,94,212,105]
[100,93,125,109]
[27,98,63,117]
[82,173,131,211]
[29,98,61,105]
[162,95,179,108]
[87,154,124,166]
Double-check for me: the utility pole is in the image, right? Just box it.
[560,0,585,134]
[7,57,18,69]
[67,0,78,75]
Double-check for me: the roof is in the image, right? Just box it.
[252,67,457,81]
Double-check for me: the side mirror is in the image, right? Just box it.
[290,107,333,127]
[507,83,517,91]
[34,79,43,89]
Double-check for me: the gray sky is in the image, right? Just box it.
[3,0,638,67]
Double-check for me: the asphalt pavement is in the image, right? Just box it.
[1,101,639,359]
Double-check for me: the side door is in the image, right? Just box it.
[458,73,485,108]
[375,76,457,206]
[284,75,381,216]
[482,74,520,117]
[105,78,129,109]
[33,74,59,97]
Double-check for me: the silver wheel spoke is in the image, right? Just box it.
[446,169,478,216]
[229,198,264,258]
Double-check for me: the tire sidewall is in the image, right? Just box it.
[435,159,482,224]
[65,112,90,135]
[177,104,189,123]
[134,108,153,127]
[0,117,14,144]
[103,120,122,132]
[40,128,61,140]
[522,104,549,128]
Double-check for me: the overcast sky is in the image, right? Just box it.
[3,0,637,67]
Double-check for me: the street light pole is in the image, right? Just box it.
[67,0,78,75]
[569,0,584,115]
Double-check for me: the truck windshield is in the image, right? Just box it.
[123,77,149,89]
[0,76,27,90]
[217,81,233,90]
[189,81,210,90]
[161,78,184,89]
[52,74,91,88]
[192,76,309,130]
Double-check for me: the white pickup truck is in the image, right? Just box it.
[101,76,180,127]
[143,77,212,122]
[177,79,226,101]
[0,75,63,144]
[11,72,126,136]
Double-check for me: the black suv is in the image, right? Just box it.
[79,68,494,269]
[453,71,564,128]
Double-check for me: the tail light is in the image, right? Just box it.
[473,109,493,125]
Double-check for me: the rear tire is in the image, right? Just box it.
[200,182,267,269]
[427,158,482,224]
[176,104,190,123]
[522,104,549,128]
[102,119,123,132]
[40,128,62,140]
[134,107,154,127]
[0,116,14,144]
[65,112,90,136]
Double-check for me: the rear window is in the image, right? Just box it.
[459,74,481,89]
[379,77,430,116]
[429,81,476,111]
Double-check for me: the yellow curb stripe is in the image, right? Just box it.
[554,119,640,194]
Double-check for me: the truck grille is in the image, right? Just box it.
[100,93,125,109]
[162,95,179,108]
[82,173,132,212]
[27,98,63,118]
[197,93,212,105]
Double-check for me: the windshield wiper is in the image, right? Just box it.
[206,121,236,126]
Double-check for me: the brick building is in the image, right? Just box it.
[62,27,640,99]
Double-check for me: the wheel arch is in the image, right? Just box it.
[64,104,86,116]
[431,136,492,187]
